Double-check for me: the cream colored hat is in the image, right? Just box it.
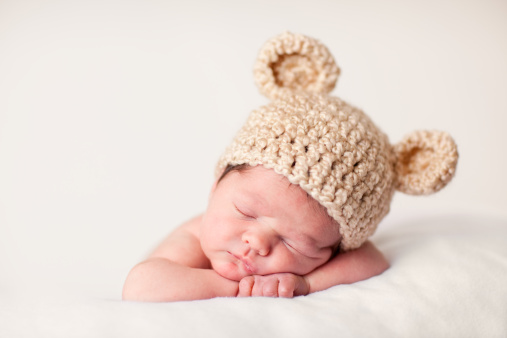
[217,32,458,250]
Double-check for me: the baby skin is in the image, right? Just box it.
[122,165,389,302]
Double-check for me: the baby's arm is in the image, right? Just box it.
[238,241,388,297]
[122,215,239,302]
[304,241,389,294]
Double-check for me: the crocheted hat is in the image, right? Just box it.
[216,32,458,250]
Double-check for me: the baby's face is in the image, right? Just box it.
[200,165,341,281]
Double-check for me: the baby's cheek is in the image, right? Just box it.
[212,260,245,282]
[273,250,325,276]
[203,217,236,242]
[201,223,227,248]
[267,249,302,274]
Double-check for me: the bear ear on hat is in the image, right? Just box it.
[253,32,340,100]
[393,130,458,195]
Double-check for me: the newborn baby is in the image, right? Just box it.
[123,32,458,302]
[123,165,389,301]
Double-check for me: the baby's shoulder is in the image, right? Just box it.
[178,214,203,239]
[148,214,209,268]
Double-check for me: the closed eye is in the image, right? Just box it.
[282,238,322,259]
[282,238,304,255]
[234,205,255,219]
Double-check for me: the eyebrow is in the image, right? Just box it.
[302,216,341,253]
[236,189,269,214]
[283,177,326,215]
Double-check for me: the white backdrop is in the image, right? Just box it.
[1,0,506,300]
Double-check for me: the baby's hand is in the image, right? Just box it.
[238,273,309,298]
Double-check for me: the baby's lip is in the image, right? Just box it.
[228,251,257,274]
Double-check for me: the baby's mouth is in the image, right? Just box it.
[228,251,257,274]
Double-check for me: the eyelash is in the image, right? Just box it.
[282,238,303,255]
[282,239,293,249]
[234,205,254,219]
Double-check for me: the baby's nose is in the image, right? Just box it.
[242,230,272,256]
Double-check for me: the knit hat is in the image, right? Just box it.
[216,32,458,251]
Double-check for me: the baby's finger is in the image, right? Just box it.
[262,279,279,297]
[238,277,254,297]
[278,276,295,298]
[251,277,265,296]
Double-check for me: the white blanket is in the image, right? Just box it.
[2,213,506,337]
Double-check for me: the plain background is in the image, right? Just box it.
[0,0,506,300]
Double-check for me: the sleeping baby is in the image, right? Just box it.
[122,32,458,302]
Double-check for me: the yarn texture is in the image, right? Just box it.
[217,32,458,250]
